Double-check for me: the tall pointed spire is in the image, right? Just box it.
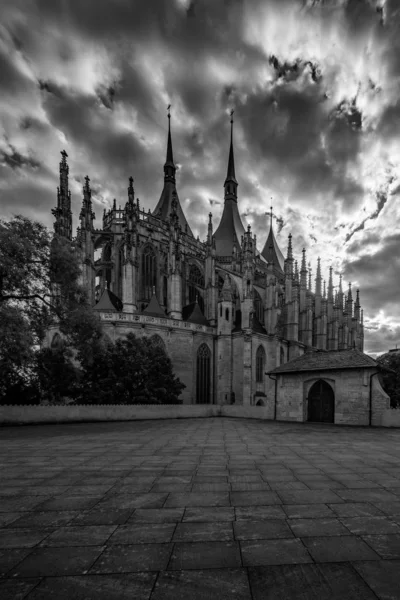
[214,110,246,256]
[224,109,237,189]
[164,104,175,182]
[153,106,193,236]
[328,266,333,301]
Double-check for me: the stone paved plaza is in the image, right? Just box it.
[1,418,400,599]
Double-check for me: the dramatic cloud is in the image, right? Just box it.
[0,0,399,353]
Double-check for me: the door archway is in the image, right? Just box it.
[307,380,335,423]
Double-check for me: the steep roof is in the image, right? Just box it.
[261,223,285,271]
[213,200,246,256]
[270,348,378,374]
[94,288,123,312]
[182,301,209,326]
[142,293,165,317]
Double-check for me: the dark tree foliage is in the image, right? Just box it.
[78,333,185,405]
[0,216,101,403]
[377,352,400,408]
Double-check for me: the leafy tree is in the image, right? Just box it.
[377,352,400,408]
[78,333,185,405]
[0,216,101,403]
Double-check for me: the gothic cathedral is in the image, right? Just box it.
[51,114,364,405]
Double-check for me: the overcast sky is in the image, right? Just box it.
[0,0,399,355]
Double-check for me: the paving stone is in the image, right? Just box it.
[230,491,281,506]
[0,497,49,512]
[278,490,343,505]
[339,516,400,535]
[241,538,312,567]
[26,573,157,600]
[98,493,168,510]
[90,544,172,573]
[353,559,400,599]
[35,496,102,512]
[0,548,33,576]
[234,520,293,540]
[183,507,235,522]
[248,563,377,600]
[0,527,54,548]
[371,501,400,516]
[168,541,241,570]
[282,504,335,519]
[327,502,384,517]
[191,483,231,492]
[9,511,79,529]
[0,578,41,600]
[40,525,117,546]
[0,513,21,527]
[129,508,184,523]
[10,545,104,577]
[152,483,193,492]
[109,523,175,544]
[165,492,230,508]
[287,518,351,537]
[302,535,380,562]
[151,568,252,600]
[336,489,399,503]
[235,506,287,520]
[72,508,132,526]
[267,481,309,491]
[173,522,233,542]
[362,533,400,559]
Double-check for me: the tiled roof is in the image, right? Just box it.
[142,294,165,318]
[182,302,209,326]
[270,348,378,374]
[94,289,123,312]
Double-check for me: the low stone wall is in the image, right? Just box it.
[0,404,272,425]
[379,409,400,428]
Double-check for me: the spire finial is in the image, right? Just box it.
[165,104,174,170]
[224,109,237,186]
[167,104,171,119]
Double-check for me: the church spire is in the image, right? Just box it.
[152,107,193,236]
[225,110,237,186]
[52,149,72,240]
[214,111,246,256]
[164,105,175,183]
[260,206,285,272]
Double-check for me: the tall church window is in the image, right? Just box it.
[163,276,168,308]
[254,289,264,324]
[188,263,205,312]
[103,243,112,290]
[150,334,166,350]
[196,343,211,404]
[256,345,265,383]
[141,245,157,302]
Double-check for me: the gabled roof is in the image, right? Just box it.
[270,348,378,374]
[94,288,123,312]
[182,301,209,326]
[261,224,285,271]
[142,294,165,317]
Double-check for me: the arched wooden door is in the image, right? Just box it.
[196,344,211,404]
[307,380,334,423]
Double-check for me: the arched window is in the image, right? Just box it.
[163,276,168,308]
[225,308,229,321]
[188,264,205,312]
[256,345,265,383]
[196,343,211,404]
[103,243,112,289]
[141,245,157,302]
[254,289,264,324]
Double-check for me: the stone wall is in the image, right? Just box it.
[380,409,400,428]
[0,404,272,426]
[275,368,390,426]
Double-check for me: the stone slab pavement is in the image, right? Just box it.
[1,418,400,599]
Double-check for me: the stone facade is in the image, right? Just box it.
[270,350,390,426]
[50,115,366,408]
